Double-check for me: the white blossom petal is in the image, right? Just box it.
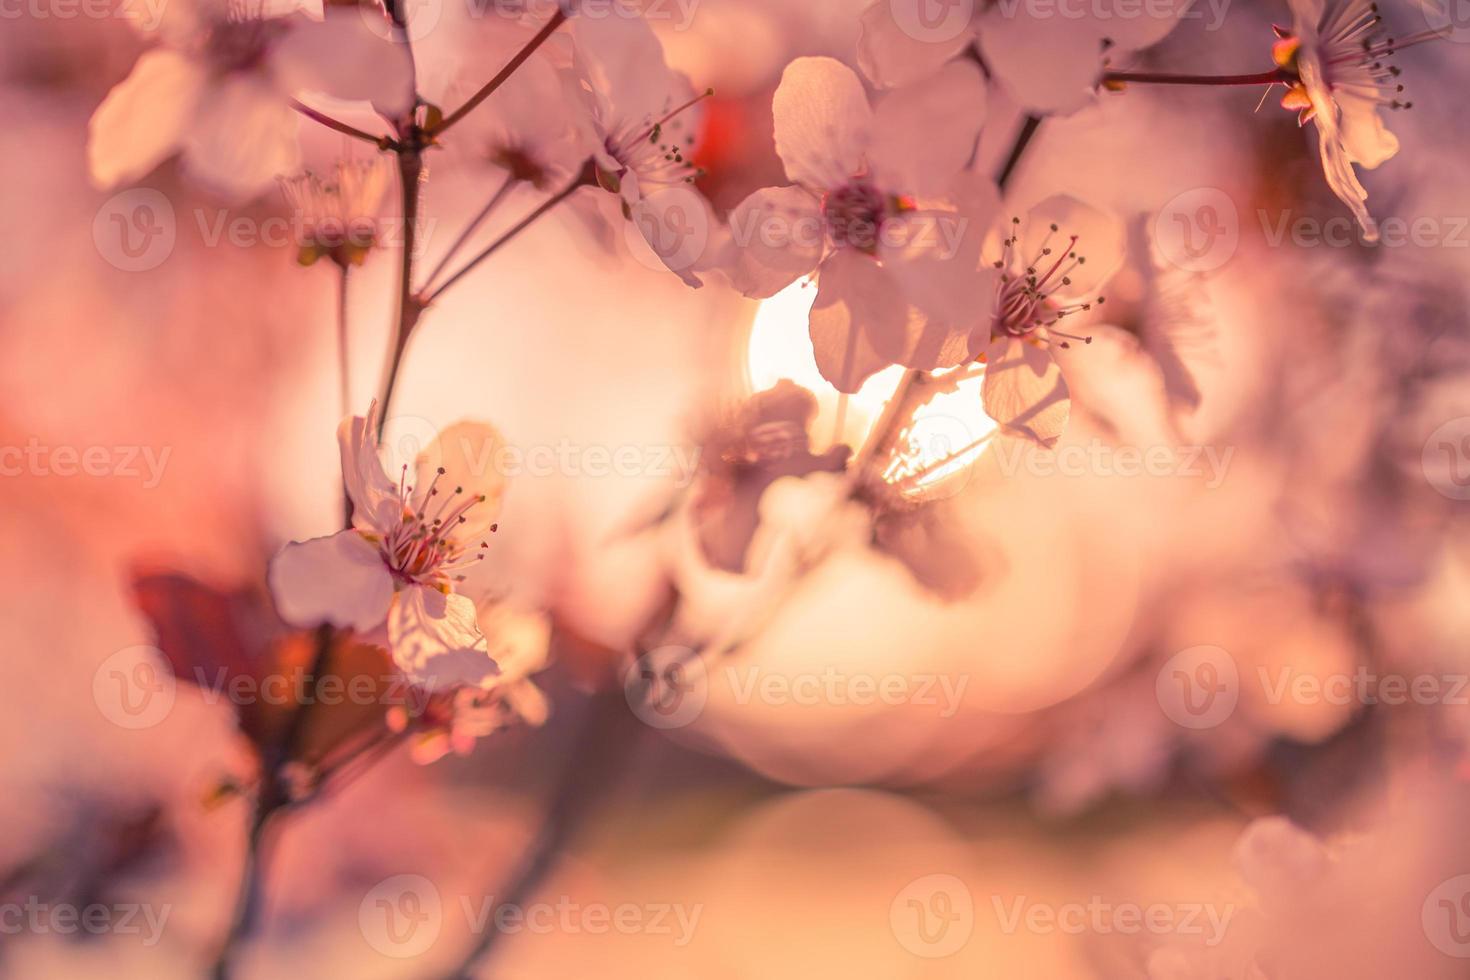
[268,531,394,632]
[856,0,973,89]
[723,185,825,298]
[982,335,1070,445]
[269,8,416,119]
[338,401,402,535]
[809,249,907,394]
[1336,92,1399,170]
[182,74,301,199]
[772,57,872,191]
[572,13,675,127]
[1301,58,1377,241]
[869,60,986,197]
[87,49,207,189]
[977,15,1106,115]
[879,176,1000,328]
[388,586,499,691]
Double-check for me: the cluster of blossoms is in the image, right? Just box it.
[87,0,1448,749]
[77,1,1460,975]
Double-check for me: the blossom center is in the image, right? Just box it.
[491,145,550,189]
[1272,1,1441,119]
[991,218,1100,347]
[203,18,288,74]
[822,182,889,255]
[376,466,495,588]
[604,89,711,190]
[279,161,388,268]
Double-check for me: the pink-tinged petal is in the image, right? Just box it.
[338,402,401,534]
[1300,58,1376,241]
[388,586,499,691]
[723,185,825,298]
[1336,93,1399,169]
[981,335,1069,445]
[87,49,207,189]
[856,0,973,89]
[879,177,999,328]
[809,249,907,394]
[772,57,872,191]
[477,604,552,724]
[292,0,324,18]
[411,421,507,543]
[572,13,674,126]
[629,185,713,288]
[269,8,416,119]
[259,0,323,18]
[870,60,986,197]
[182,75,300,199]
[977,15,1108,115]
[1314,121,1376,241]
[268,531,394,632]
[505,682,550,726]
[476,603,551,683]
[1020,194,1125,301]
[895,308,976,372]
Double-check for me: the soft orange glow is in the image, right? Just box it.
[746,280,997,494]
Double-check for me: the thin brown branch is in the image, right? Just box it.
[430,8,569,137]
[290,99,392,148]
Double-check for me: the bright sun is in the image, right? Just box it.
[746,280,998,494]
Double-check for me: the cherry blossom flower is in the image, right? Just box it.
[569,13,715,286]
[1271,0,1442,242]
[857,0,1183,114]
[971,195,1123,445]
[654,384,870,651]
[278,157,391,268]
[88,1,413,199]
[723,57,993,393]
[454,50,592,193]
[268,402,506,691]
[690,380,851,574]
